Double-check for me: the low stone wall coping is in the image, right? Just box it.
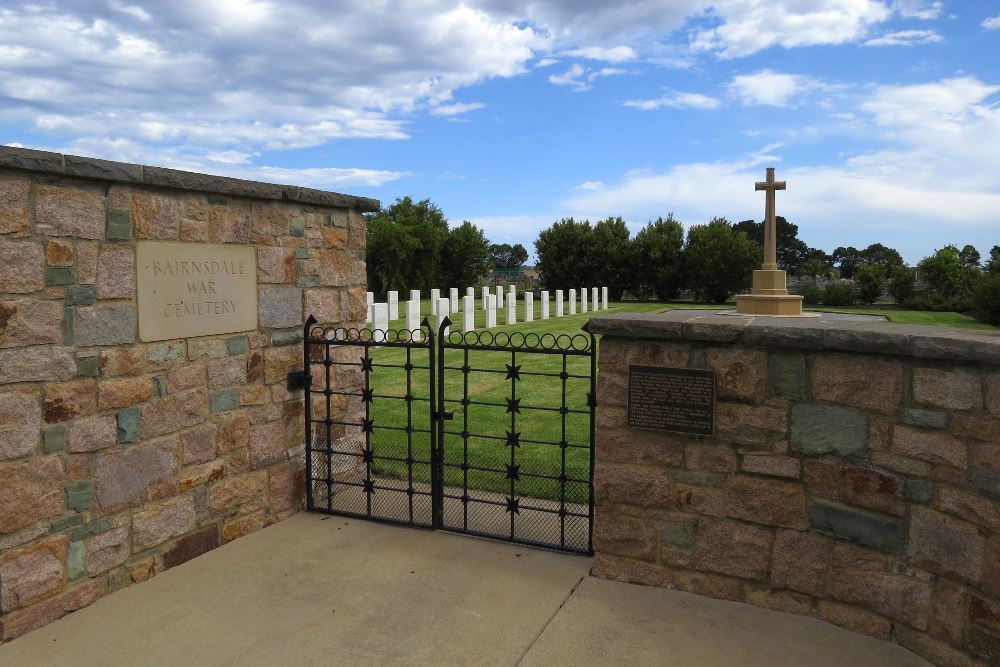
[588,310,1000,364]
[0,145,380,212]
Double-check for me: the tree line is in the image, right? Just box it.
[366,196,999,326]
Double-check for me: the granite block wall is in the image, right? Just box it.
[591,314,1000,667]
[0,148,373,641]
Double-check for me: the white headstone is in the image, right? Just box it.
[569,289,577,315]
[466,286,474,299]
[462,295,475,331]
[508,284,516,304]
[580,288,587,314]
[430,289,440,315]
[449,287,459,314]
[591,287,598,312]
[365,291,374,323]
[372,302,389,338]
[481,286,490,310]
[495,285,504,308]
[506,297,516,325]
[406,299,422,341]
[437,297,450,336]
[602,286,608,309]
[387,291,399,320]
[486,294,497,327]
[555,289,564,317]
[541,291,550,319]
[524,291,533,322]
[410,289,420,304]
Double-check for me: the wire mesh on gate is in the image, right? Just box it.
[302,314,596,554]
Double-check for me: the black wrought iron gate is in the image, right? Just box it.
[300,314,596,554]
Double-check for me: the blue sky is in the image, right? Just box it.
[2,1,998,263]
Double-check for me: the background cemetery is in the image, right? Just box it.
[364,196,1000,330]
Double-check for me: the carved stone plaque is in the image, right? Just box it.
[627,365,716,436]
[136,241,257,342]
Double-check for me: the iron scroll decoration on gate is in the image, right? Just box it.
[297,314,597,555]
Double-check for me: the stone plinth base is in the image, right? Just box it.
[735,294,818,317]
[751,269,788,296]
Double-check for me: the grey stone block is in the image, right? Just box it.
[296,275,320,288]
[76,356,99,377]
[659,522,695,548]
[106,208,132,240]
[65,154,142,182]
[768,351,806,399]
[66,479,94,511]
[904,478,934,503]
[282,186,379,212]
[43,425,67,453]
[271,329,303,346]
[325,210,349,227]
[74,304,136,346]
[45,266,76,286]
[790,404,867,457]
[117,407,140,443]
[226,336,248,355]
[808,499,903,553]
[66,285,96,306]
[672,470,726,487]
[289,217,305,237]
[0,145,64,172]
[67,541,86,581]
[143,166,283,200]
[904,408,947,429]
[259,286,303,329]
[210,389,239,413]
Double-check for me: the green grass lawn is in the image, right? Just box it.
[358,296,994,502]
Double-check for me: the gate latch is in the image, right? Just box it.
[287,369,311,392]
[434,411,455,422]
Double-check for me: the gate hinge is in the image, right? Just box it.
[287,369,311,392]
[433,411,455,422]
[587,392,597,408]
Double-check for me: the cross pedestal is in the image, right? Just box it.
[734,167,816,317]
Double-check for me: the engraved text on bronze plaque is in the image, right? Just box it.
[627,365,716,436]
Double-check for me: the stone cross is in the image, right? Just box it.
[755,167,786,271]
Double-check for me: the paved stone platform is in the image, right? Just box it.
[0,514,931,667]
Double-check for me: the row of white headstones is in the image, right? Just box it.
[364,285,609,335]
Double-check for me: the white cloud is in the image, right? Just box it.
[864,29,943,46]
[567,76,1000,262]
[894,0,943,20]
[548,63,624,91]
[535,57,558,67]
[692,0,892,58]
[575,180,605,191]
[728,70,820,107]
[984,15,1000,30]
[624,91,721,110]
[431,102,486,116]
[561,45,637,62]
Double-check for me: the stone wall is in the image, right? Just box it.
[0,147,373,641]
[589,312,1000,667]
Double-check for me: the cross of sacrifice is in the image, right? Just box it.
[755,167,786,271]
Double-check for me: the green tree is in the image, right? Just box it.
[489,243,528,269]
[859,243,905,271]
[633,214,685,301]
[988,245,1000,274]
[855,264,885,304]
[799,257,831,280]
[365,196,449,296]
[684,218,759,303]
[887,266,916,304]
[960,244,981,269]
[832,246,864,279]
[592,216,633,300]
[918,245,980,300]
[972,273,1000,326]
[442,221,492,288]
[732,216,811,273]
[534,218,594,290]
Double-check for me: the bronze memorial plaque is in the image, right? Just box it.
[136,241,258,342]
[627,365,716,436]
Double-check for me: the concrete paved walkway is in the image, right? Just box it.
[0,514,930,667]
